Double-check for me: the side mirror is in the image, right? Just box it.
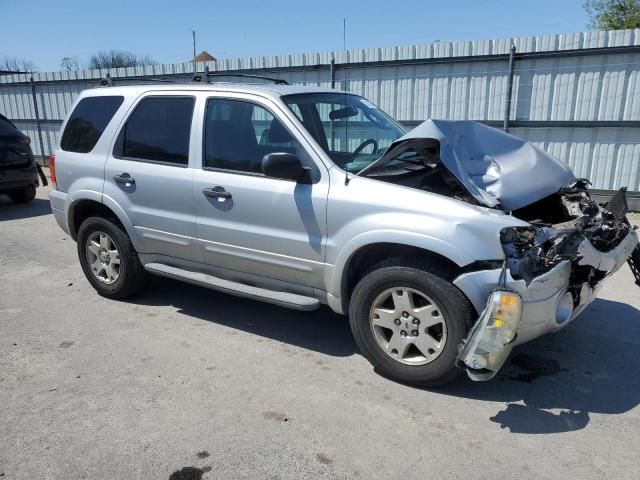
[262,153,309,182]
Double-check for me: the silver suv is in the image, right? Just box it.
[49,81,640,386]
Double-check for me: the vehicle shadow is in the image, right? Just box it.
[0,196,51,221]
[130,276,356,357]
[131,278,640,434]
[433,298,640,434]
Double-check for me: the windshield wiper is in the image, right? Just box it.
[366,157,429,174]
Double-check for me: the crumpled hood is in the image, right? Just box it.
[366,119,576,211]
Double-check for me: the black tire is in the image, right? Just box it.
[9,184,36,204]
[349,258,475,387]
[77,216,148,299]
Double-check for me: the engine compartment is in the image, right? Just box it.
[370,146,478,205]
[500,183,634,303]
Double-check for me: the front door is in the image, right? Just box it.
[103,94,199,261]
[192,96,328,289]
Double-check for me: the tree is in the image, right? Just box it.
[60,56,83,71]
[584,0,640,29]
[0,56,37,72]
[88,50,156,69]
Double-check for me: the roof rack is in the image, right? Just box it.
[100,68,289,87]
[100,73,177,86]
[193,66,289,85]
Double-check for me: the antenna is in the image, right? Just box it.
[343,18,350,186]
[343,18,346,55]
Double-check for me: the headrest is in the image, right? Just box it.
[268,119,292,144]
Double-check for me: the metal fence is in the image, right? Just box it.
[1,28,639,199]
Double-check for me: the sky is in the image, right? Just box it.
[2,0,591,72]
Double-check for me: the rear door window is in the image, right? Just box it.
[60,96,124,153]
[116,96,194,166]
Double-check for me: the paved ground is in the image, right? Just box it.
[1,182,639,480]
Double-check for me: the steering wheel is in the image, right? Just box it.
[351,138,379,158]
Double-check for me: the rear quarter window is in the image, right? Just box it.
[60,96,124,153]
[0,116,18,135]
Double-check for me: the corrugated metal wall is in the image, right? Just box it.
[1,29,639,192]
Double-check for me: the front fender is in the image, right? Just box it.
[326,229,476,298]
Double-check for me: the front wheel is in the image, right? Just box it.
[77,216,148,299]
[349,260,475,386]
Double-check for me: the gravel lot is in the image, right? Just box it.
[1,181,640,480]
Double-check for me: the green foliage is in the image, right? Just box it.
[584,0,640,29]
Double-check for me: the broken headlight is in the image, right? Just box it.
[458,290,523,377]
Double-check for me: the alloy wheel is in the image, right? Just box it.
[85,231,121,284]
[369,287,448,366]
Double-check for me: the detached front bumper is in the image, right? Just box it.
[454,229,639,381]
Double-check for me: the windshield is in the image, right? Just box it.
[282,93,406,173]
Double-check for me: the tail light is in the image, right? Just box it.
[19,136,32,145]
[48,154,57,189]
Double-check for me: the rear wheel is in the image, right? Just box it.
[9,184,36,204]
[77,216,148,299]
[349,259,475,387]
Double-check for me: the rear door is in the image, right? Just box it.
[103,93,200,261]
[192,93,329,289]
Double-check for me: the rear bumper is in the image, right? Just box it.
[0,165,39,193]
[454,229,639,380]
[49,189,70,235]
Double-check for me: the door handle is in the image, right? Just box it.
[203,186,232,199]
[113,173,135,185]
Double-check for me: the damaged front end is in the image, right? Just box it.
[360,119,639,381]
[458,184,640,381]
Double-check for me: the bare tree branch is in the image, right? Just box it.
[0,56,37,72]
[88,50,157,69]
[60,56,83,71]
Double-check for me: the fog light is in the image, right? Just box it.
[458,290,523,376]
[555,292,573,325]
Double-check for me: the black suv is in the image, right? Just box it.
[0,113,46,203]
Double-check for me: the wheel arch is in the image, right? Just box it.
[337,242,468,315]
[67,197,141,249]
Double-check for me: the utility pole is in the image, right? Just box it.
[192,29,197,74]
[503,45,516,132]
[29,77,46,167]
